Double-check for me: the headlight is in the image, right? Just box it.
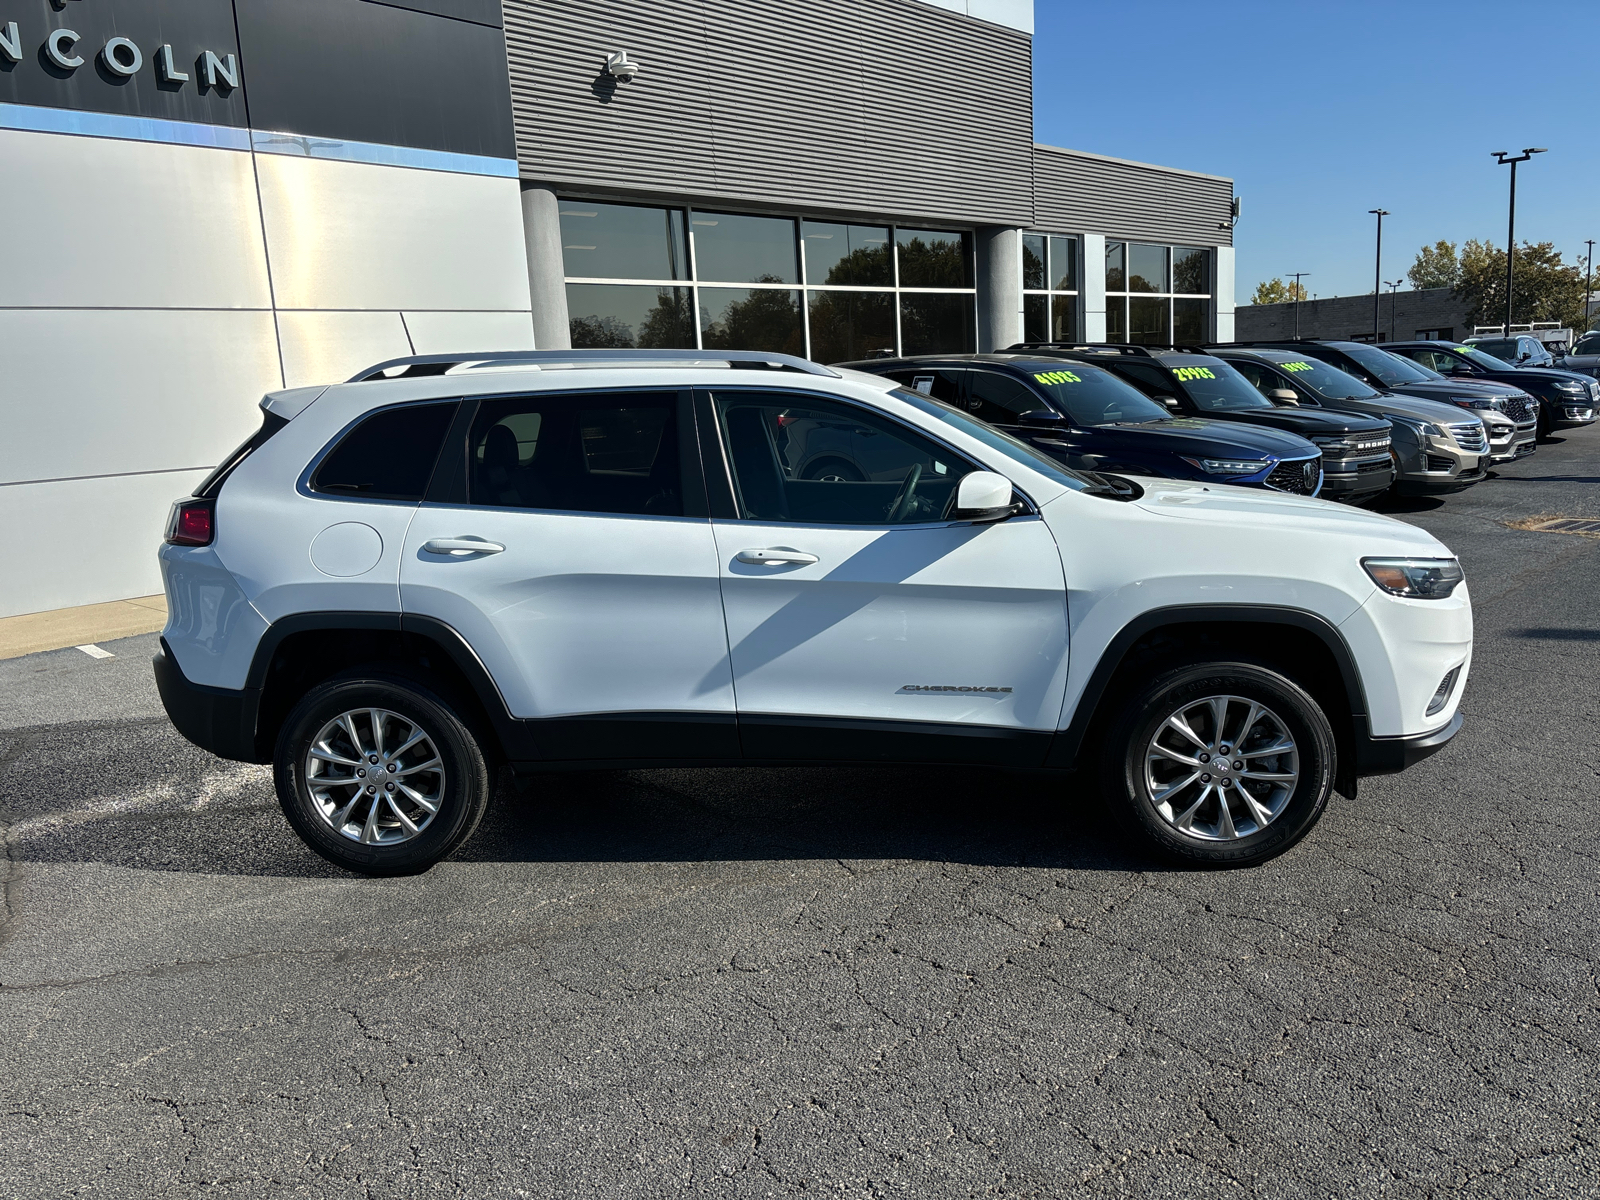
[1451,397,1503,411]
[1387,415,1440,437]
[1362,556,1464,599]
[1555,381,1586,394]
[1180,456,1269,475]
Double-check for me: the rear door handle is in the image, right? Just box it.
[737,547,819,566]
[422,537,505,555]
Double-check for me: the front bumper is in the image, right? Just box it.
[153,639,265,762]
[1320,452,1395,501]
[1552,404,1596,429]
[1356,712,1463,776]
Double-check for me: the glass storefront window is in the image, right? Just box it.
[1174,297,1207,345]
[1104,243,1211,345]
[1128,296,1170,345]
[692,212,799,284]
[1023,294,1047,342]
[1051,294,1079,342]
[802,222,893,287]
[1022,235,1046,291]
[807,291,896,362]
[900,293,974,355]
[1173,246,1207,294]
[558,200,975,360]
[1106,295,1127,342]
[700,287,804,354]
[566,284,695,348]
[1105,241,1126,292]
[1128,244,1167,293]
[560,202,688,281]
[897,229,973,288]
[1049,236,1076,291]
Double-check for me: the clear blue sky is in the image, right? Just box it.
[1032,0,1599,302]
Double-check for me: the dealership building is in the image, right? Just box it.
[0,0,1236,618]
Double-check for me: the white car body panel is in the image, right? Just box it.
[399,506,733,720]
[712,514,1069,729]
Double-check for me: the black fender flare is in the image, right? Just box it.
[1047,604,1369,771]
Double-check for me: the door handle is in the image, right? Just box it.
[737,547,819,566]
[422,537,505,556]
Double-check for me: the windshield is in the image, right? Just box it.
[1336,343,1435,386]
[890,388,1091,490]
[1021,367,1172,426]
[1468,338,1518,360]
[1166,360,1275,411]
[1269,356,1382,400]
[1572,334,1600,356]
[1455,345,1515,370]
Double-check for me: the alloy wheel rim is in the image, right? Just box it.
[1143,694,1299,841]
[305,708,445,845]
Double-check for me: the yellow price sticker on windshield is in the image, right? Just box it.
[1281,361,1314,372]
[1033,370,1081,385]
[1171,366,1216,381]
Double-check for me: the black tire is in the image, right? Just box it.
[802,457,865,483]
[1101,661,1335,868]
[274,670,491,875]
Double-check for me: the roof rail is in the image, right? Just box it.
[1008,341,1221,358]
[347,348,840,383]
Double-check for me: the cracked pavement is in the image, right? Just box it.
[2,426,1597,1197]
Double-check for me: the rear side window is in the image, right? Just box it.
[467,391,683,516]
[312,402,457,501]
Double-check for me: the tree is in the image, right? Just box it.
[1251,278,1307,305]
[1408,240,1460,290]
[1455,239,1587,332]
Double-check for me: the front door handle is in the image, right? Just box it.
[737,547,819,566]
[423,537,505,556]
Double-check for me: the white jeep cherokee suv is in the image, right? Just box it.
[155,350,1471,874]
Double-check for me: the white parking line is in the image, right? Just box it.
[75,644,115,659]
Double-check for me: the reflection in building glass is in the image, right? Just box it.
[566,284,695,348]
[559,202,687,281]
[693,212,799,284]
[802,222,893,286]
[808,291,896,362]
[896,230,972,288]
[700,284,805,354]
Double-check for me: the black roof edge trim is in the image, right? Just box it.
[348,350,840,382]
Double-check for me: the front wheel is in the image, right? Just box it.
[1102,662,1335,867]
[274,671,491,875]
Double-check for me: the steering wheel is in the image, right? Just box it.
[886,464,923,522]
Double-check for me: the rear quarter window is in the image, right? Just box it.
[311,402,458,501]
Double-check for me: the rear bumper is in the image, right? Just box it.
[1355,712,1463,776]
[153,638,265,762]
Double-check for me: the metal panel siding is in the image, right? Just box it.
[1032,145,1234,247]
[503,0,1034,225]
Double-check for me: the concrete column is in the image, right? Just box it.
[1080,232,1107,342]
[520,182,569,350]
[1212,244,1236,344]
[975,228,1022,352]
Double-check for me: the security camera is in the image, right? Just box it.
[606,51,640,81]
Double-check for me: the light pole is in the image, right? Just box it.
[1385,279,1403,342]
[1491,148,1547,335]
[1289,271,1310,339]
[1368,209,1389,343]
[1585,238,1595,332]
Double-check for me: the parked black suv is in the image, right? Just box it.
[1386,341,1597,439]
[1009,344,1394,503]
[836,353,1328,493]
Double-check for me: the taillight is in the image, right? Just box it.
[166,498,214,546]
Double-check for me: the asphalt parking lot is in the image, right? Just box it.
[3,427,1597,1197]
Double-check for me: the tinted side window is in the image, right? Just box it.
[313,402,457,501]
[1111,359,1174,397]
[710,392,975,526]
[967,371,1047,425]
[468,391,683,516]
[1229,360,1274,393]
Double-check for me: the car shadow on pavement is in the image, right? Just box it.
[1371,495,1445,514]
[0,718,1161,878]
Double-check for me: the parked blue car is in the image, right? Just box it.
[839,353,1327,495]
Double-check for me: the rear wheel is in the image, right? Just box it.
[274,671,490,875]
[1102,661,1334,867]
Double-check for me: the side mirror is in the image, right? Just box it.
[1267,388,1300,406]
[1017,409,1065,428]
[1154,394,1181,410]
[952,471,1020,523]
